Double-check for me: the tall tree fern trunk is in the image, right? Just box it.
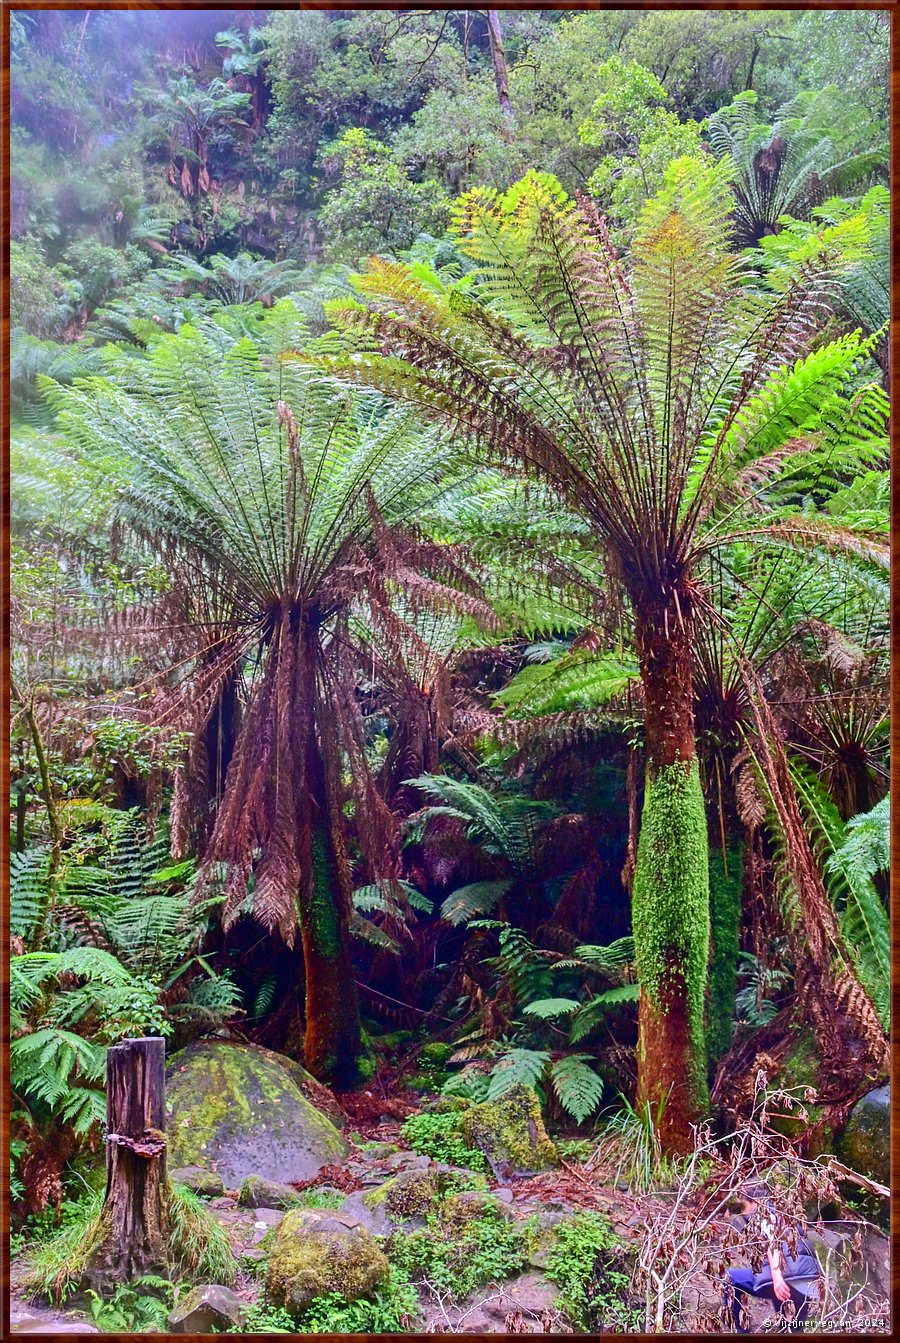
[299,735,369,1090]
[631,586,710,1155]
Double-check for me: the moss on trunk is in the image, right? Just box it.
[632,758,710,1154]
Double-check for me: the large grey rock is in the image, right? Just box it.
[837,1085,889,1187]
[166,1041,347,1189]
[267,1208,390,1316]
[11,1306,98,1334]
[168,1284,249,1333]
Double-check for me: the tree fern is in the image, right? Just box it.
[439,879,512,925]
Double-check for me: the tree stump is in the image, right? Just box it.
[86,1036,170,1289]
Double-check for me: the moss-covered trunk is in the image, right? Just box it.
[299,736,369,1091]
[631,587,710,1155]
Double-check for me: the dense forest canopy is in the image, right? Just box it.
[9,7,890,1336]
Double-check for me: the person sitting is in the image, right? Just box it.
[723,1181,822,1333]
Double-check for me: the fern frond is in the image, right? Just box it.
[549,1053,605,1123]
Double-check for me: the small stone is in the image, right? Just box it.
[494,1187,515,1204]
[238,1175,302,1210]
[209,1195,234,1208]
[170,1165,225,1198]
[168,1284,249,1334]
[384,1150,431,1171]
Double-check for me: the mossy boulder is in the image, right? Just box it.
[266,1207,390,1315]
[460,1085,558,1175]
[362,1166,483,1223]
[166,1041,348,1189]
[440,1190,514,1229]
[837,1084,889,1187]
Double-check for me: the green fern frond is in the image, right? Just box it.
[549,1054,605,1123]
[486,1047,550,1099]
[440,880,513,925]
[522,998,581,1021]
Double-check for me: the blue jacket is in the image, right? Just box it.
[752,1206,821,1298]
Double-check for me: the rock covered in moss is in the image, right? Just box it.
[266,1207,390,1315]
[837,1084,889,1186]
[460,1085,558,1175]
[169,1165,224,1198]
[362,1164,484,1225]
[440,1190,515,1228]
[238,1175,302,1210]
[167,1284,249,1333]
[166,1041,348,1188]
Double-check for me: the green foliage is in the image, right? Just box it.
[291,1265,422,1333]
[236,1301,296,1333]
[84,1278,173,1332]
[545,1210,639,1332]
[707,87,887,246]
[167,1181,237,1285]
[548,1053,606,1125]
[20,1187,105,1302]
[734,950,791,1027]
[494,649,639,719]
[825,795,890,1028]
[318,128,450,265]
[389,1204,525,1302]
[9,845,51,942]
[706,845,743,1064]
[591,1094,678,1195]
[400,1111,489,1173]
[579,58,705,238]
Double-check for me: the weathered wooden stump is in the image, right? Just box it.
[86,1036,170,1289]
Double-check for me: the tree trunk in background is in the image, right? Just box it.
[630,586,710,1155]
[486,10,514,123]
[299,740,369,1090]
[706,843,743,1069]
[86,1037,169,1290]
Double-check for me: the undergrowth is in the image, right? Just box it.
[388,1204,525,1302]
[400,1111,489,1174]
[545,1211,640,1332]
[238,1266,421,1334]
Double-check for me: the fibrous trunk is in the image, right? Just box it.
[300,734,369,1090]
[631,588,710,1155]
